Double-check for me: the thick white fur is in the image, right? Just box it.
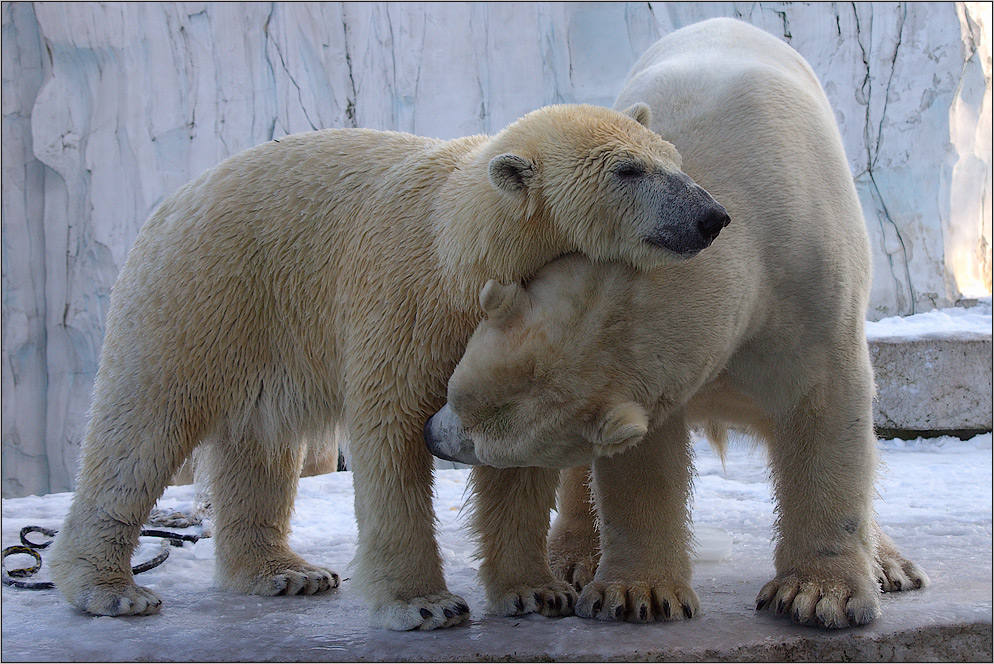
[439,19,928,629]
[46,102,718,630]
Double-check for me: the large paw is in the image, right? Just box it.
[548,521,600,591]
[756,574,880,629]
[874,548,929,593]
[71,583,163,617]
[490,580,577,618]
[576,580,699,623]
[48,530,161,617]
[549,543,599,591]
[244,563,339,596]
[369,591,471,631]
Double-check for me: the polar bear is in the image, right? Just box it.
[47,103,729,630]
[425,18,928,629]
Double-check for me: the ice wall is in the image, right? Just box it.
[2,2,991,497]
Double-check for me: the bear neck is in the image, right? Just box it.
[432,148,562,306]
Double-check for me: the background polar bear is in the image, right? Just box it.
[47,102,730,631]
[425,18,928,629]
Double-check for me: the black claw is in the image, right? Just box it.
[566,593,574,608]
[614,604,624,620]
[776,599,786,615]
[534,592,544,609]
[682,603,693,619]
[456,602,470,614]
[662,599,671,619]
[553,595,562,611]
[893,579,902,591]
[592,600,602,615]
[420,607,432,620]
[639,605,648,621]
[443,608,454,618]
[756,598,769,611]
[514,596,524,613]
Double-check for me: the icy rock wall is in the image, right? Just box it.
[2,2,991,497]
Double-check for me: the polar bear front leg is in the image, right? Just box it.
[472,466,578,618]
[757,374,883,629]
[549,465,601,590]
[348,415,470,631]
[577,416,699,623]
[209,437,339,596]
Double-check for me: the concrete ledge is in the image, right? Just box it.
[870,336,993,435]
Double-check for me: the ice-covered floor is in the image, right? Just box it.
[2,433,991,662]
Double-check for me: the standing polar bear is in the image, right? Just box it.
[48,102,730,630]
[425,18,927,629]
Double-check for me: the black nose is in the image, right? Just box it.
[698,206,730,245]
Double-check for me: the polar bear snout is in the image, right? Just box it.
[424,404,483,466]
[643,175,730,257]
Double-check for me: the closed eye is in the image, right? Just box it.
[615,162,644,180]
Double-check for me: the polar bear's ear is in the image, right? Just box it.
[622,102,652,128]
[480,280,523,324]
[489,154,535,193]
[594,402,649,454]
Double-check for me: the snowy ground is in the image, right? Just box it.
[2,433,991,662]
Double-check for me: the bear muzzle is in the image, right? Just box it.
[424,404,483,466]
[645,177,730,257]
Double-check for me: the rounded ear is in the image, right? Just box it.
[594,402,649,455]
[489,154,534,193]
[479,280,524,323]
[622,102,652,128]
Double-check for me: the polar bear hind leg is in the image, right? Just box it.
[548,465,600,591]
[46,399,192,615]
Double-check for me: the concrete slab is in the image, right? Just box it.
[871,336,993,437]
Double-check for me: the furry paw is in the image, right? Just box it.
[147,507,202,529]
[245,564,339,596]
[576,580,699,623]
[219,554,339,597]
[549,546,599,592]
[756,574,880,628]
[548,520,600,591]
[72,583,163,617]
[48,528,161,617]
[490,581,577,618]
[369,592,471,631]
[874,550,929,593]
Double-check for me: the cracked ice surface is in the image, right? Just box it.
[1,434,990,662]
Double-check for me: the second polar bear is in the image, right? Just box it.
[47,101,729,631]
[425,19,927,629]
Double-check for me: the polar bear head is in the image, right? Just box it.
[435,103,730,281]
[425,255,652,468]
